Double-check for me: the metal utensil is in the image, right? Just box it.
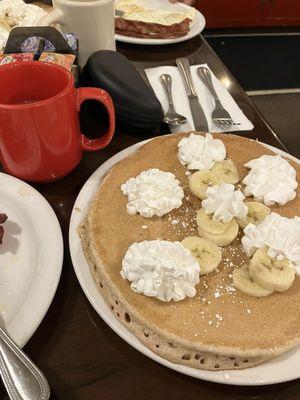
[160,74,187,126]
[197,66,240,127]
[176,57,208,132]
[0,320,50,400]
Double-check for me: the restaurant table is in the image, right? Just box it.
[1,36,299,399]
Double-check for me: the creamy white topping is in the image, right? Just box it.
[0,0,46,29]
[178,133,226,170]
[121,240,200,302]
[202,183,248,222]
[242,212,300,275]
[121,168,184,218]
[243,155,298,206]
[116,0,195,25]
[0,25,9,51]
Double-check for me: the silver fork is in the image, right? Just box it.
[197,67,240,127]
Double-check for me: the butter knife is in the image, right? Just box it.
[176,58,208,132]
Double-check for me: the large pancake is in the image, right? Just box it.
[80,133,300,370]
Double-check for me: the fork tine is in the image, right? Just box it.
[220,119,230,125]
[214,118,241,126]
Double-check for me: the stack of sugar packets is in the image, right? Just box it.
[1,27,78,78]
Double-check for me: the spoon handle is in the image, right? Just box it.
[160,74,175,108]
[0,328,50,400]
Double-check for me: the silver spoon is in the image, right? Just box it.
[0,319,50,400]
[160,74,187,126]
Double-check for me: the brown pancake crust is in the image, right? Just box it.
[80,133,300,370]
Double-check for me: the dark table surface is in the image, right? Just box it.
[1,36,299,400]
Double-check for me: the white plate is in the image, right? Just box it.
[115,3,206,45]
[0,173,63,347]
[69,139,300,386]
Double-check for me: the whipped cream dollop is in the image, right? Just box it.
[121,168,184,218]
[243,155,298,206]
[0,0,46,28]
[121,240,200,302]
[242,212,300,275]
[202,183,248,222]
[178,133,226,170]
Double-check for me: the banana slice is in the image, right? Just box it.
[237,201,270,229]
[196,209,239,246]
[196,208,231,234]
[249,246,295,292]
[211,160,240,184]
[233,264,273,297]
[188,170,220,200]
[198,220,239,246]
[181,236,222,275]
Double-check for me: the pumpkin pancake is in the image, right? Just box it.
[80,133,300,370]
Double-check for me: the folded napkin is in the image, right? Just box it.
[145,64,254,133]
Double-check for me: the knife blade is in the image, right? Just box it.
[176,57,208,132]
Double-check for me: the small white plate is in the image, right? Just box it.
[0,172,63,347]
[115,3,206,45]
[69,139,300,385]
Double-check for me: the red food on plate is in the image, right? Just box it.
[0,213,7,244]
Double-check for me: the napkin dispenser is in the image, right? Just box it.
[80,50,164,132]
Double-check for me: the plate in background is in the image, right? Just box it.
[0,172,63,347]
[115,2,206,45]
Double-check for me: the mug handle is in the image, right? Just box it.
[38,9,65,26]
[76,87,115,151]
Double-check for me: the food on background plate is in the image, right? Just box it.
[0,213,8,245]
[0,0,47,50]
[80,132,300,371]
[0,18,11,50]
[115,0,195,39]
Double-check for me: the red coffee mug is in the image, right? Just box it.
[0,61,115,182]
